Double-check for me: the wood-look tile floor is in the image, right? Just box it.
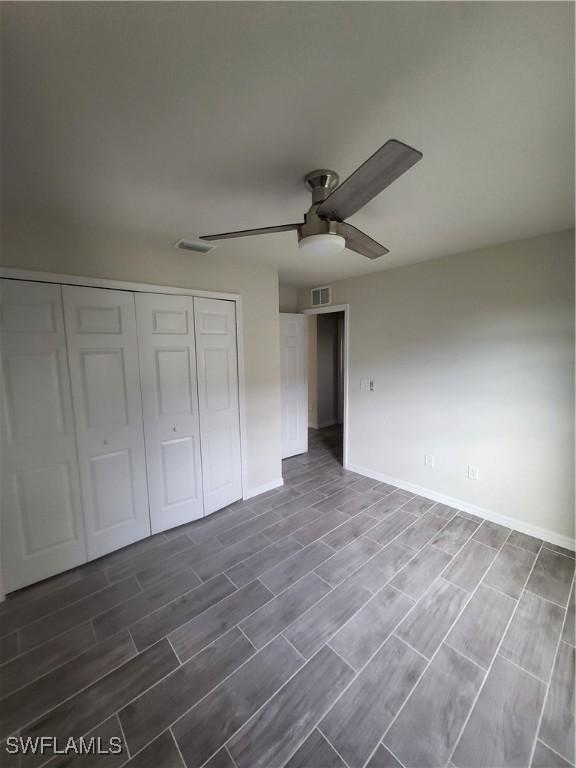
[1,427,574,768]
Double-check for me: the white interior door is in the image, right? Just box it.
[63,286,150,560]
[136,293,204,533]
[0,280,87,591]
[280,313,308,458]
[194,298,242,514]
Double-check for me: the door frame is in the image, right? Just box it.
[303,304,350,468]
[0,267,250,506]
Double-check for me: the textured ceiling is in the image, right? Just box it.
[1,2,573,286]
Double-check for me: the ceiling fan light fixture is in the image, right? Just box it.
[298,233,345,257]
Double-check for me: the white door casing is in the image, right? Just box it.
[63,285,151,559]
[136,293,204,533]
[194,298,242,514]
[280,313,308,458]
[0,280,87,591]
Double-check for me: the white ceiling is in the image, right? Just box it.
[1,2,573,286]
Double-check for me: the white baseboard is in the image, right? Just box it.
[243,477,284,501]
[345,462,575,551]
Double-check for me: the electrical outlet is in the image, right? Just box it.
[369,379,375,391]
[468,464,480,481]
[424,454,435,468]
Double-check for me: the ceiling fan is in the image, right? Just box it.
[197,139,422,260]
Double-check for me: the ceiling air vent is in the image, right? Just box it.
[311,286,331,307]
[174,238,215,254]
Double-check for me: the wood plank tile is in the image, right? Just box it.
[227,646,354,768]
[446,584,516,669]
[329,585,414,671]
[0,630,136,739]
[0,622,96,699]
[397,495,436,517]
[313,488,361,515]
[366,745,404,768]
[21,639,178,748]
[284,579,372,659]
[366,492,413,520]
[291,510,350,547]
[134,538,225,590]
[429,503,459,521]
[526,547,575,607]
[321,513,380,550]
[482,543,536,600]
[217,509,283,547]
[538,641,575,764]
[123,731,184,768]
[105,536,195,583]
[259,541,334,595]
[542,543,575,560]
[321,635,426,767]
[562,580,574,646]
[0,572,109,636]
[389,545,452,599]
[169,580,273,661]
[364,510,419,547]
[119,628,255,754]
[225,538,302,588]
[130,574,236,651]
[271,491,326,518]
[194,533,273,581]
[184,505,260,542]
[172,636,303,768]
[531,741,573,768]
[93,569,201,641]
[394,513,448,551]
[249,488,302,515]
[500,590,565,680]
[284,730,347,768]
[351,541,415,594]
[264,507,320,543]
[18,577,141,653]
[43,715,127,768]
[453,654,546,768]
[202,749,236,768]
[0,633,18,665]
[384,644,485,768]
[314,537,381,587]
[473,521,511,550]
[507,530,543,554]
[396,578,469,659]
[240,573,331,649]
[443,539,497,592]
[431,515,480,556]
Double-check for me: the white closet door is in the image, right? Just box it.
[136,293,204,533]
[0,280,87,591]
[194,298,242,514]
[280,313,308,458]
[63,286,150,559]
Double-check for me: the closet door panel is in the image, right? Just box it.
[136,294,204,533]
[194,298,242,514]
[0,279,87,591]
[63,286,150,559]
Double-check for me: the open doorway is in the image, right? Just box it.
[306,307,347,466]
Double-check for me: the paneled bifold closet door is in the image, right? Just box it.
[63,286,151,560]
[136,293,204,533]
[194,298,242,514]
[0,280,87,591]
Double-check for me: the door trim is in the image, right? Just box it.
[0,267,249,505]
[303,304,350,469]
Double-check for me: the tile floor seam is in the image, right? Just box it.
[315,723,354,768]
[390,633,430,663]
[170,725,189,768]
[537,737,576,767]
[446,535,544,768]
[280,633,308,662]
[115,711,131,760]
[523,586,570,610]
[525,587,573,768]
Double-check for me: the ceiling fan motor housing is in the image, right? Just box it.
[304,169,339,205]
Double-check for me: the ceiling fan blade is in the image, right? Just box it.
[200,224,300,242]
[341,222,389,260]
[317,139,422,221]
